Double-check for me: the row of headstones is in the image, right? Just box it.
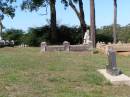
[0,40,14,47]
[97,41,124,46]
[18,44,29,48]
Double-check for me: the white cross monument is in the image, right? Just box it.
[83,29,90,45]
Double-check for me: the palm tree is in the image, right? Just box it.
[113,0,117,43]
[90,0,96,48]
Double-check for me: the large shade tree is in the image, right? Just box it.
[0,0,16,39]
[62,0,87,39]
[113,0,117,43]
[22,0,57,43]
[90,0,96,48]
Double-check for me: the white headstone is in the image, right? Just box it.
[0,36,2,40]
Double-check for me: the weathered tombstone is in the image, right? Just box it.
[10,40,15,47]
[0,40,5,47]
[5,40,9,46]
[63,41,70,51]
[41,42,47,52]
[106,46,122,76]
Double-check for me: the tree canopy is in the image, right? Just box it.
[0,0,16,19]
[21,0,48,11]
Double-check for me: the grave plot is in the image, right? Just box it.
[98,46,130,86]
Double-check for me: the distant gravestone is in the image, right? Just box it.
[63,41,70,51]
[106,46,122,76]
[41,42,47,52]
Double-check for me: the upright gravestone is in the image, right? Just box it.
[41,42,47,52]
[63,41,70,51]
[106,46,122,76]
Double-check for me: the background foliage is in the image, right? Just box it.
[2,24,130,46]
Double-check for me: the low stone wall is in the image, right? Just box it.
[41,41,92,52]
[96,42,130,52]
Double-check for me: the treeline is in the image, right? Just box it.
[96,24,130,43]
[2,24,130,47]
[2,25,83,46]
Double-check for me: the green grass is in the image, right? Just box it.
[0,47,130,97]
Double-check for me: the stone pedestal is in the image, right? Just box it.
[98,69,130,86]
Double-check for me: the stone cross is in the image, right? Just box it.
[106,46,122,76]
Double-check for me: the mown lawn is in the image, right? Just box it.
[0,47,130,97]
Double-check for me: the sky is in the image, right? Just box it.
[2,0,130,31]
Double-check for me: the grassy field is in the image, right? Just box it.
[0,47,130,97]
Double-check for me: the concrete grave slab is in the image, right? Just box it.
[98,69,130,86]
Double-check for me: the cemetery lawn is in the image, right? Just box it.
[0,47,130,97]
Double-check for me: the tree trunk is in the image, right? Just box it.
[0,19,2,40]
[78,0,86,40]
[69,0,86,42]
[113,0,117,43]
[90,0,96,48]
[50,0,57,44]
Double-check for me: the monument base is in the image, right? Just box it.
[98,69,130,86]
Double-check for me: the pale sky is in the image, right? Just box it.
[2,0,130,31]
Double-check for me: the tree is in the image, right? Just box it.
[61,0,86,40]
[22,0,57,44]
[90,0,96,48]
[50,0,57,43]
[0,0,16,39]
[113,0,117,43]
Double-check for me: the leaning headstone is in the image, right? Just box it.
[63,41,70,51]
[41,42,47,52]
[106,46,122,76]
